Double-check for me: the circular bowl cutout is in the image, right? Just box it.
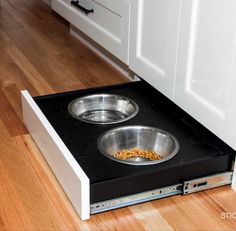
[97,126,179,165]
[68,94,139,124]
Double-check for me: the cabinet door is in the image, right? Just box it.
[175,0,236,149]
[52,0,130,63]
[129,0,182,99]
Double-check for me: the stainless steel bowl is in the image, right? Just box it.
[68,94,139,124]
[97,126,179,165]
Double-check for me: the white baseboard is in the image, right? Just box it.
[69,25,134,81]
[134,75,141,81]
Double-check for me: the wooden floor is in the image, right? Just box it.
[0,0,236,230]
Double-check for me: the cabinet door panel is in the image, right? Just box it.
[140,1,169,70]
[175,0,236,149]
[129,0,182,99]
[52,0,130,63]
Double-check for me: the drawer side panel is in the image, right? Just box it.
[21,90,90,220]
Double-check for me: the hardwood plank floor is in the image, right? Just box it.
[0,0,236,230]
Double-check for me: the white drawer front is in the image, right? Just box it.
[21,91,90,220]
[52,0,130,63]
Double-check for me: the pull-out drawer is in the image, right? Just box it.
[22,81,235,220]
[52,0,130,63]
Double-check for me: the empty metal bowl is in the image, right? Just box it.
[97,126,179,165]
[68,94,139,124]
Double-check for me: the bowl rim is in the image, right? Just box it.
[68,94,139,124]
[97,125,180,166]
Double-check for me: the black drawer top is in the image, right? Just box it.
[34,80,235,199]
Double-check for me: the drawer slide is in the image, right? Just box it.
[183,172,232,195]
[91,171,233,214]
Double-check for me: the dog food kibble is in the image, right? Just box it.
[113,148,162,161]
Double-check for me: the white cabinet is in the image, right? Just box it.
[175,0,236,150]
[52,0,130,63]
[130,0,236,150]
[129,0,182,99]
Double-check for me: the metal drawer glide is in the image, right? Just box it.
[90,172,233,214]
[91,184,182,214]
[183,172,233,195]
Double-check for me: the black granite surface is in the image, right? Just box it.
[34,81,235,203]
